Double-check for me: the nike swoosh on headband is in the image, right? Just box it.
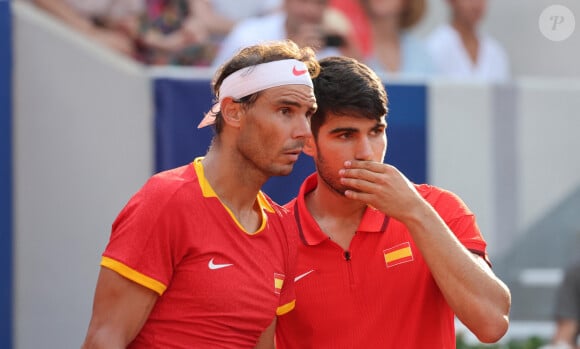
[292,66,308,76]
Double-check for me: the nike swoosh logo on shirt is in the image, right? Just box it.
[208,258,233,270]
[294,269,315,282]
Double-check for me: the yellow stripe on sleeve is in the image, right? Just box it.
[101,256,167,295]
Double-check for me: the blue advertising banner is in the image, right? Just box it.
[154,78,427,205]
[0,0,13,348]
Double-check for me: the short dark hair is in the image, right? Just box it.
[209,40,320,134]
[310,56,388,138]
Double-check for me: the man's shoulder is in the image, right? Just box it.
[150,163,197,184]
[415,183,461,205]
[416,183,474,219]
[140,164,200,200]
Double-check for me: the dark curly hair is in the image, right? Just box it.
[310,56,388,139]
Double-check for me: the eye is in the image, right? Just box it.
[371,126,386,136]
[338,132,353,139]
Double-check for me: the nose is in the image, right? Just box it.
[355,137,373,161]
[292,115,312,140]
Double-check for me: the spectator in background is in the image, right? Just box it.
[545,259,580,349]
[31,0,245,66]
[170,0,283,64]
[328,0,371,58]
[136,0,218,66]
[212,0,361,69]
[426,0,510,81]
[139,0,287,65]
[32,0,142,58]
[357,0,434,79]
[210,0,282,23]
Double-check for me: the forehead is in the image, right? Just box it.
[259,84,316,105]
[323,112,386,128]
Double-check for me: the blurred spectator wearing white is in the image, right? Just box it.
[187,0,283,48]
[358,0,434,80]
[426,0,510,82]
[139,0,285,65]
[209,0,281,22]
[212,0,360,69]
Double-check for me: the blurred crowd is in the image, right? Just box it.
[29,0,510,81]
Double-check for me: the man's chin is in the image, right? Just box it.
[269,164,295,177]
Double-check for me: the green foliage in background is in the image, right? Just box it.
[456,334,548,349]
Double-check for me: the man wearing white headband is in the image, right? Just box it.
[82,40,320,348]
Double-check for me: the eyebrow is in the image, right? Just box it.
[329,127,359,135]
[374,122,387,130]
[329,121,386,134]
[277,98,301,107]
[277,98,317,113]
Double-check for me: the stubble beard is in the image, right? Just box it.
[238,140,297,179]
[316,153,349,197]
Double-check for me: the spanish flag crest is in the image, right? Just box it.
[383,242,414,268]
[274,273,285,294]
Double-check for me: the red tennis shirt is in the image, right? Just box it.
[102,158,297,348]
[276,174,489,348]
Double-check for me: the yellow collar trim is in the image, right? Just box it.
[192,158,274,234]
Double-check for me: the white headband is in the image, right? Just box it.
[198,59,313,128]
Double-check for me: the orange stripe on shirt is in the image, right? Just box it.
[276,300,296,316]
[101,256,167,295]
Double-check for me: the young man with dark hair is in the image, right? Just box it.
[275,56,511,348]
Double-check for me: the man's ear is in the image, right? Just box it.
[221,97,242,127]
[303,136,316,157]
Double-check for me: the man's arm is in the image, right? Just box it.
[190,0,236,37]
[400,205,510,343]
[33,0,96,34]
[81,267,158,349]
[341,160,511,343]
[33,0,135,56]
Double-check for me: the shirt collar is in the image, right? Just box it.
[293,174,389,246]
